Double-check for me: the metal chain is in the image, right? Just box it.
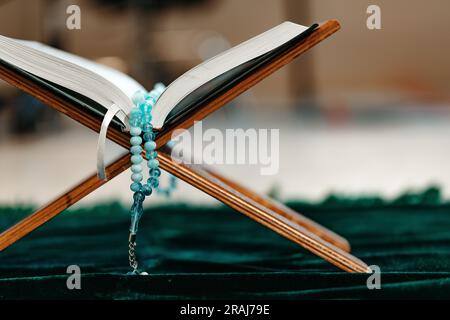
[128,233,138,272]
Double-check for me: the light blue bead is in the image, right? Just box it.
[131,155,143,164]
[130,182,141,192]
[130,136,142,146]
[131,173,143,182]
[129,108,142,118]
[129,117,141,127]
[130,126,142,136]
[129,109,142,127]
[144,141,156,151]
[147,159,159,169]
[145,94,157,102]
[130,145,142,155]
[131,164,142,173]
[132,91,146,105]
[154,83,165,92]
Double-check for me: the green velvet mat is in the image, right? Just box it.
[1,187,450,299]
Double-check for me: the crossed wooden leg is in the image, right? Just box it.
[0,150,369,273]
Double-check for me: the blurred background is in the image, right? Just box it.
[1,0,450,206]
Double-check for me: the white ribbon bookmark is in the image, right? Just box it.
[97,104,123,180]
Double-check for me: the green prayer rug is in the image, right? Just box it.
[1,187,449,299]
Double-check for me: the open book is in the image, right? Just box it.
[0,21,317,131]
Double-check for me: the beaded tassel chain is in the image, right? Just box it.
[127,83,177,275]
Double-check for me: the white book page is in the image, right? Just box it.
[0,35,144,125]
[152,21,309,128]
[18,41,145,100]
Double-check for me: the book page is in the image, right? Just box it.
[17,40,144,101]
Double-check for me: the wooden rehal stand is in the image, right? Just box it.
[0,20,370,273]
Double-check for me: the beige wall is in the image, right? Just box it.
[306,0,450,97]
[0,0,45,93]
[0,0,45,40]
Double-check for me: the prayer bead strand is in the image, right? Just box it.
[127,83,176,275]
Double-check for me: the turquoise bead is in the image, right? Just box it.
[146,91,157,100]
[150,168,161,177]
[148,177,159,188]
[144,141,156,151]
[147,151,157,159]
[141,184,152,196]
[129,117,141,127]
[144,132,156,141]
[139,100,151,107]
[131,164,142,173]
[130,145,142,155]
[130,182,142,192]
[130,136,142,146]
[144,115,153,124]
[133,190,145,202]
[131,173,143,182]
[139,102,152,114]
[131,155,143,164]
[147,159,159,169]
[145,97,156,105]
[142,123,153,133]
[130,126,142,136]
[147,97,156,104]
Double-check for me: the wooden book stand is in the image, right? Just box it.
[0,20,370,273]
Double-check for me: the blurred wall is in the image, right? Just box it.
[0,0,45,94]
[0,0,44,39]
[304,0,450,100]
